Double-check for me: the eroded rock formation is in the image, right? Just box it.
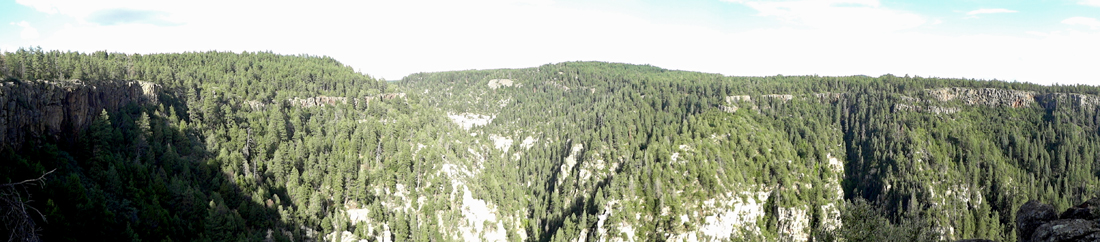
[281,93,407,108]
[927,88,1036,108]
[0,79,157,149]
[288,96,347,108]
[1035,93,1100,110]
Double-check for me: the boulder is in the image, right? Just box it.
[1029,219,1100,242]
[1018,200,1060,242]
[1060,198,1100,220]
[1015,198,1100,242]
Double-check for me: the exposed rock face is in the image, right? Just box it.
[912,88,1100,112]
[289,96,347,108]
[725,95,752,102]
[1016,199,1100,242]
[894,103,960,114]
[380,93,406,100]
[446,113,494,130]
[0,79,157,150]
[762,94,794,101]
[488,79,513,89]
[489,134,512,152]
[724,88,1099,116]
[814,92,845,102]
[722,95,752,113]
[778,206,810,242]
[557,143,584,186]
[1035,93,1100,110]
[718,105,738,113]
[927,88,1035,108]
[282,93,406,108]
[697,191,772,240]
[244,100,266,111]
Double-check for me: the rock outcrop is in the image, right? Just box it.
[288,96,348,108]
[488,79,513,89]
[1018,200,1060,242]
[722,95,754,113]
[380,93,406,100]
[725,95,752,103]
[718,105,738,113]
[0,79,157,150]
[814,92,845,102]
[1035,93,1100,110]
[1030,219,1100,242]
[282,93,407,109]
[1015,198,1100,242]
[893,103,961,114]
[762,94,794,101]
[927,88,1035,108]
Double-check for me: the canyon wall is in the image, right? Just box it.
[0,79,157,149]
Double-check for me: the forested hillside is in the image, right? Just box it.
[1,47,397,241]
[400,62,1100,242]
[3,47,1100,242]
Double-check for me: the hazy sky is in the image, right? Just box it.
[2,0,1098,84]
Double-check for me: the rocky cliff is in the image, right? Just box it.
[0,79,157,150]
[926,88,1036,108]
[1035,93,1100,110]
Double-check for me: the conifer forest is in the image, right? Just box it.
[4,47,1100,242]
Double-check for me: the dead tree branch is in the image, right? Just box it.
[2,169,56,242]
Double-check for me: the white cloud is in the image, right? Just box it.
[966,8,1018,15]
[727,0,925,32]
[11,21,40,39]
[1080,0,1100,7]
[15,0,59,14]
[8,0,1100,85]
[15,0,188,24]
[1063,17,1100,29]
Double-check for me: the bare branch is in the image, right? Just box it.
[2,169,56,242]
[0,169,55,188]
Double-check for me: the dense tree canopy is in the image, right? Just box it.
[3,48,1100,242]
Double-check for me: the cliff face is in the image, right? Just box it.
[1035,93,1100,110]
[926,87,1036,108]
[0,79,157,149]
[270,93,406,109]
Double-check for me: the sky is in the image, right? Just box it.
[1,0,1098,85]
